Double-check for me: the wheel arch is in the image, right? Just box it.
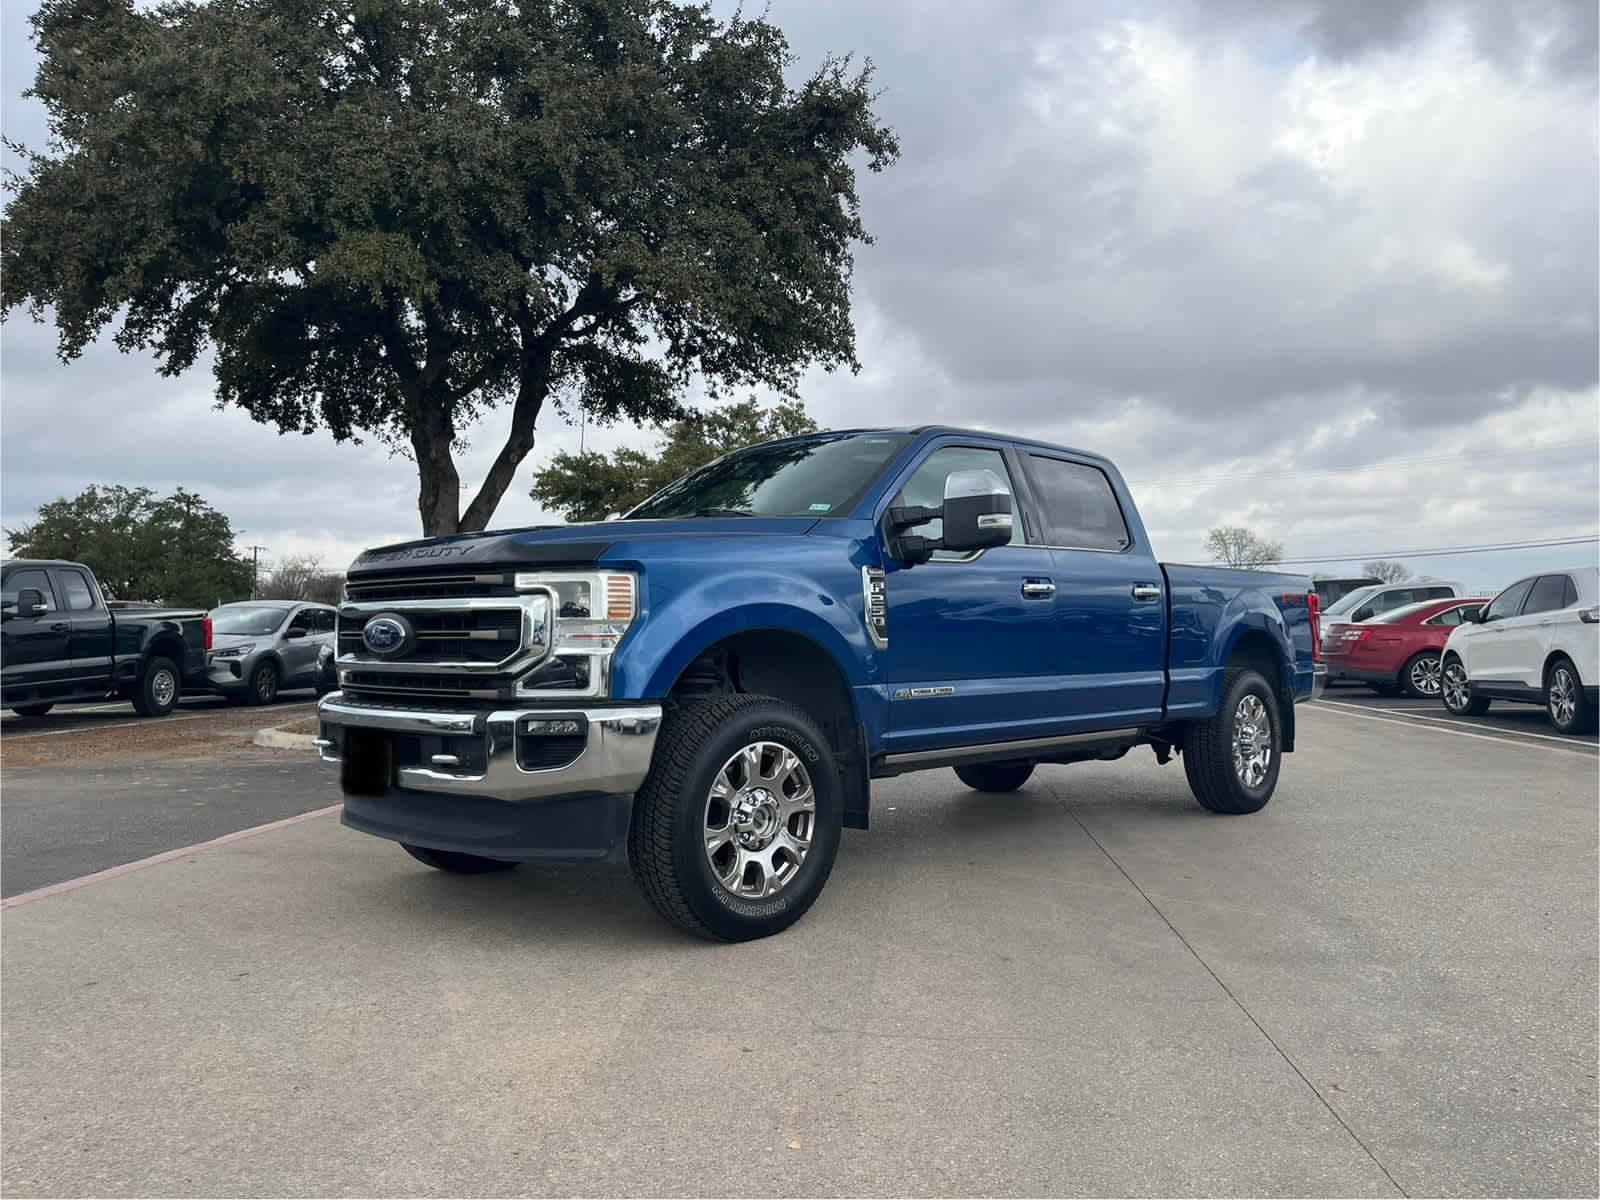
[659,624,870,830]
[1221,626,1296,752]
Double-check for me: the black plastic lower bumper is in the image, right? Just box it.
[340,786,634,864]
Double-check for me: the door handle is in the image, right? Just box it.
[1021,580,1056,599]
[49,622,69,633]
[1131,583,1161,601]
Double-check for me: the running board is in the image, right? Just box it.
[872,728,1146,778]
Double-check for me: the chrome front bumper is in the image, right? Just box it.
[1310,664,1329,701]
[315,694,662,803]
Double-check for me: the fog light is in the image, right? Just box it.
[521,717,585,736]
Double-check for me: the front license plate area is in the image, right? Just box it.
[341,728,395,797]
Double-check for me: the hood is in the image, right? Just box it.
[210,630,274,648]
[347,517,821,575]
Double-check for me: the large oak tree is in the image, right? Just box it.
[2,0,898,536]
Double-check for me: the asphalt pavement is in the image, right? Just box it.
[1,699,1595,1197]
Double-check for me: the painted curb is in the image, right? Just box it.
[253,726,319,750]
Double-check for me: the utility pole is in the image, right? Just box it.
[248,545,268,598]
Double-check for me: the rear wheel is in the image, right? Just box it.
[1400,651,1443,699]
[628,693,842,942]
[1545,657,1596,735]
[953,761,1035,792]
[1440,656,1489,716]
[246,659,279,706]
[132,656,180,717]
[401,844,519,874]
[1182,668,1280,814]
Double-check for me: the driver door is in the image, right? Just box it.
[877,441,1068,753]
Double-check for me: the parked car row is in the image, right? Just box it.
[2,556,341,719]
[1321,564,1599,735]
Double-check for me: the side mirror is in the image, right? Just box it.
[284,627,308,640]
[1352,606,1374,622]
[940,469,1014,552]
[15,588,47,617]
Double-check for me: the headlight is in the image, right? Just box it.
[512,571,639,697]
[213,643,255,657]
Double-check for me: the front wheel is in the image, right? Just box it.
[1400,652,1443,699]
[1440,656,1489,716]
[10,703,54,717]
[132,656,180,717]
[401,844,519,874]
[246,659,280,706]
[954,761,1035,792]
[1182,668,1281,814]
[1545,657,1596,735]
[628,693,842,942]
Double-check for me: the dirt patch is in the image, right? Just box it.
[0,701,319,768]
[274,716,320,736]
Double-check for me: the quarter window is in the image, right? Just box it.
[1485,578,1533,621]
[59,569,97,611]
[3,569,58,611]
[892,446,1024,561]
[1026,455,1131,552]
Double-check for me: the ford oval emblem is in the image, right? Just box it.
[361,614,413,657]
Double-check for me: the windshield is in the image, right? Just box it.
[625,433,913,520]
[211,606,289,637]
[1372,601,1435,624]
[1322,585,1381,620]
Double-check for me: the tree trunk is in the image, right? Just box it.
[458,357,551,533]
[412,402,461,538]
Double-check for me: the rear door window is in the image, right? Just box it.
[1523,574,1574,615]
[1024,455,1131,552]
[58,569,98,611]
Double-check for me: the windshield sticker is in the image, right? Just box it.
[809,503,832,512]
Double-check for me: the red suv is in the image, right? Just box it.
[1322,597,1491,698]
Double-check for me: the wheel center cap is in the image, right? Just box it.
[732,788,780,848]
[1238,724,1262,753]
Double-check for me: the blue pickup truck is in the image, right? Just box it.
[317,426,1325,941]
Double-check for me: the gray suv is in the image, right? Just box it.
[206,600,337,705]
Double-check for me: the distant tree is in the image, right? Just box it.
[257,554,345,605]
[4,485,252,606]
[530,397,820,522]
[1204,525,1284,569]
[1,0,899,538]
[1363,560,1412,583]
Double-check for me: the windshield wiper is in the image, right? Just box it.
[689,507,757,517]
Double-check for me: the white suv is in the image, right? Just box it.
[1439,564,1599,734]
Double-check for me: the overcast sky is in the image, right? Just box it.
[2,0,1596,594]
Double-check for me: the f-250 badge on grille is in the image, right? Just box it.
[362,614,414,657]
[893,686,955,700]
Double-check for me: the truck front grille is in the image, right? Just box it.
[344,570,517,603]
[341,670,505,702]
[338,608,524,666]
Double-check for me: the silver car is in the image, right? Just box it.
[206,600,337,705]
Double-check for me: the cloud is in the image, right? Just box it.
[2,0,1595,594]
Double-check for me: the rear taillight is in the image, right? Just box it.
[1308,592,1321,661]
[203,616,213,650]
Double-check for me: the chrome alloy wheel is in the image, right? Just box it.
[702,741,815,899]
[1232,694,1273,789]
[1409,654,1442,696]
[1549,665,1578,728]
[1442,660,1470,710]
[151,667,177,709]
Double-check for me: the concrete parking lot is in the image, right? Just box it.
[1,700,1596,1198]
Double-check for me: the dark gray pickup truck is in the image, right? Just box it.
[1,558,212,718]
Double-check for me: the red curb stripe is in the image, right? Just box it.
[1,804,343,909]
